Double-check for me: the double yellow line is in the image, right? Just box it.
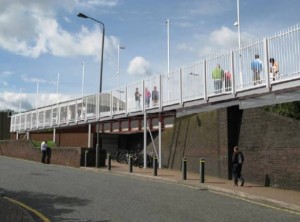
[4,196,51,222]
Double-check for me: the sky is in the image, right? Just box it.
[0,0,300,112]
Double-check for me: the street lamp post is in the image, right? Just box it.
[81,61,85,98]
[166,19,170,100]
[78,12,105,168]
[117,44,125,91]
[236,0,241,50]
[117,44,125,112]
[235,0,243,86]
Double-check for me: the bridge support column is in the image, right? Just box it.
[159,113,162,169]
[144,111,147,169]
[53,128,56,143]
[88,124,91,147]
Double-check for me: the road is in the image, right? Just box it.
[0,156,299,222]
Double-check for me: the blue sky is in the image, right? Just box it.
[0,0,299,111]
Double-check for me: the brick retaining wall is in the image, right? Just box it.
[0,140,86,167]
[159,106,300,191]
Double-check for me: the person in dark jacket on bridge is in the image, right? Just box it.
[232,146,245,186]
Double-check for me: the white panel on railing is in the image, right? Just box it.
[143,76,160,109]
[59,104,68,124]
[20,114,26,131]
[38,109,45,128]
[15,115,20,131]
[31,112,37,129]
[26,112,31,130]
[98,92,110,117]
[68,102,76,123]
[52,107,58,125]
[112,86,126,115]
[161,70,181,106]
[76,99,84,121]
[182,62,205,101]
[86,95,97,119]
[127,81,143,112]
[45,108,51,126]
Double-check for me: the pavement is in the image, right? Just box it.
[96,161,300,213]
[1,160,299,221]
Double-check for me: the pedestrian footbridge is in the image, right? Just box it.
[10,24,300,133]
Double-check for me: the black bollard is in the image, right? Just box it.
[107,153,111,170]
[129,155,133,173]
[84,150,88,167]
[200,158,205,183]
[153,156,158,176]
[182,157,187,180]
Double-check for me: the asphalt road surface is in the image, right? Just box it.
[0,156,299,222]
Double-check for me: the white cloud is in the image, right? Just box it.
[0,91,32,111]
[0,0,118,59]
[76,0,119,8]
[127,57,152,76]
[2,81,8,86]
[0,71,13,77]
[177,43,195,52]
[189,0,231,16]
[21,75,50,84]
[0,91,72,112]
[201,26,255,56]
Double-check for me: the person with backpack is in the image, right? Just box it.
[232,146,245,186]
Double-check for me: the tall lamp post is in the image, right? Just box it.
[77,12,105,168]
[117,44,125,91]
[117,44,125,111]
[234,0,243,86]
[166,19,170,100]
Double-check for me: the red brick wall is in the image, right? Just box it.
[160,107,300,191]
[27,125,92,147]
[160,109,229,179]
[237,108,300,190]
[0,140,84,167]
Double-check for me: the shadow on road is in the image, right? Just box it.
[0,188,107,222]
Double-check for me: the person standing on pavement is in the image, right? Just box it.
[41,141,47,164]
[232,146,245,186]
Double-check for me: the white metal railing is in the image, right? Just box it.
[11,24,300,132]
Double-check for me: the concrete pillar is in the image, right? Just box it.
[53,128,56,143]
[159,113,162,169]
[144,111,147,168]
[88,124,91,147]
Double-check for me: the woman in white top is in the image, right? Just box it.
[269,58,279,81]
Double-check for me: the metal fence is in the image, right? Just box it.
[11,24,300,132]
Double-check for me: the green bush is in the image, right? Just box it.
[263,101,300,120]
[31,140,57,148]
